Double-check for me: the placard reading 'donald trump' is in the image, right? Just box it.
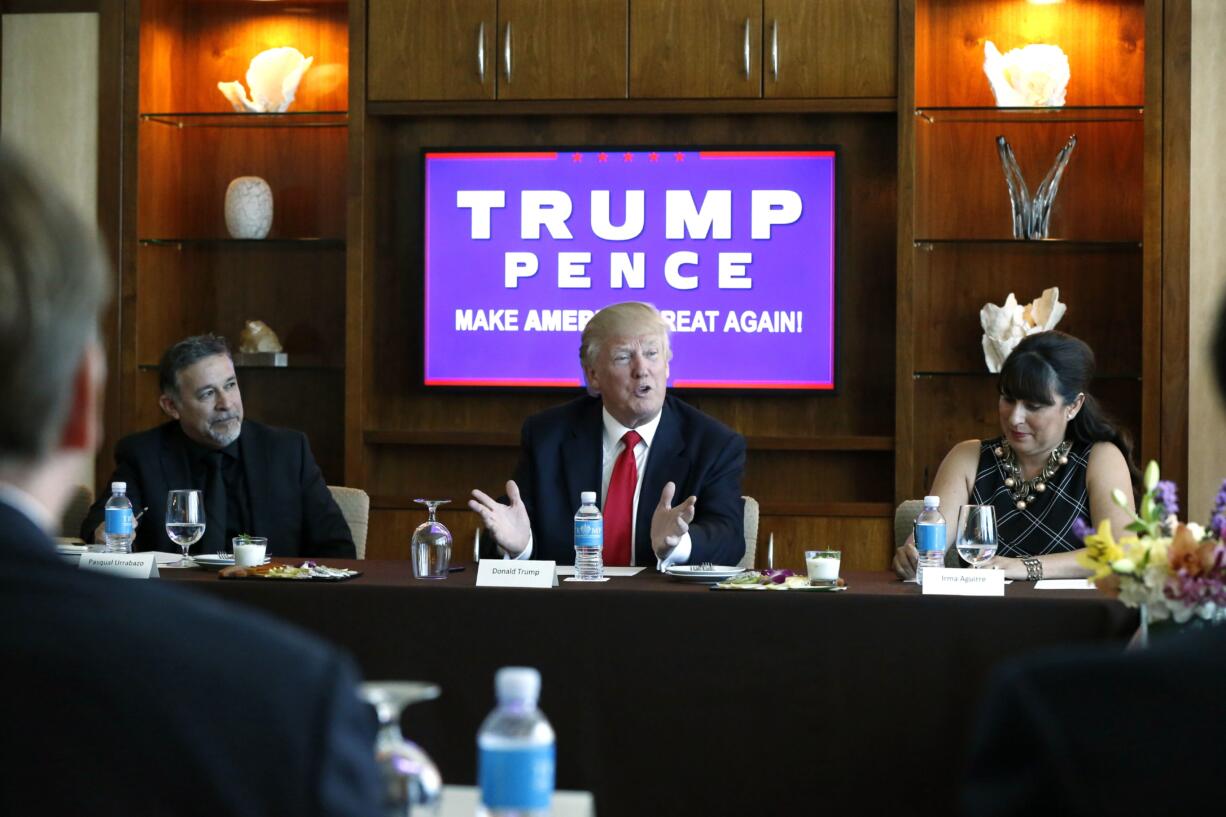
[423,149,836,389]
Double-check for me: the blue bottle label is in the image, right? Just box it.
[574,519,602,549]
[478,744,555,810]
[915,522,945,555]
[105,508,134,535]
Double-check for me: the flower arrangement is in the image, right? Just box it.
[1077,461,1226,625]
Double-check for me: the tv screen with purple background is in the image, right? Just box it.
[423,148,836,389]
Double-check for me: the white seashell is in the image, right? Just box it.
[217,47,314,113]
[224,176,273,239]
[983,40,1070,107]
[980,288,1067,372]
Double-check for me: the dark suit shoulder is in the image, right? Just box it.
[664,395,742,444]
[238,419,308,448]
[522,395,602,436]
[113,421,179,458]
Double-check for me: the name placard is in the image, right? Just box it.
[476,559,557,589]
[921,567,1005,597]
[79,552,160,579]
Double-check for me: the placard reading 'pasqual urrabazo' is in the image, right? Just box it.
[423,149,836,389]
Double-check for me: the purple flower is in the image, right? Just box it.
[1153,480,1180,517]
[1212,512,1226,540]
[1071,517,1094,541]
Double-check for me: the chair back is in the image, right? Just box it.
[328,485,370,559]
[894,499,925,550]
[60,484,93,541]
[738,496,759,569]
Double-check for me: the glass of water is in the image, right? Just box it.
[165,489,205,567]
[411,499,452,579]
[955,504,998,568]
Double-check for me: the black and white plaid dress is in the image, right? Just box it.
[970,436,1092,557]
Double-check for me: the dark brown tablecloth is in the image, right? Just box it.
[163,563,1135,816]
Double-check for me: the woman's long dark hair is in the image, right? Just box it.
[998,331,1142,490]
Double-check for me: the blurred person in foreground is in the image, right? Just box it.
[81,333,354,558]
[469,301,746,567]
[893,331,1138,581]
[0,144,381,815]
[960,295,1226,816]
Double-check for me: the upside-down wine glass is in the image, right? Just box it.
[165,489,205,567]
[411,499,452,579]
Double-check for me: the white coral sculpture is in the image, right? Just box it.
[980,287,1066,372]
[983,40,1070,107]
[218,47,314,113]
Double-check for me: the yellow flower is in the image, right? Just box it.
[1078,519,1124,580]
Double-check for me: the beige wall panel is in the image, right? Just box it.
[1188,1,1226,521]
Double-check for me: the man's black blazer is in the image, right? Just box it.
[82,420,354,558]
[504,394,746,566]
[0,500,381,816]
[963,626,1226,816]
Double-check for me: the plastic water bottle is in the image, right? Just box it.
[103,481,135,553]
[573,490,603,581]
[477,667,556,817]
[914,495,946,586]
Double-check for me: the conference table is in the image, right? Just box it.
[163,561,1135,816]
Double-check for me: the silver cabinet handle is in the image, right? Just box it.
[504,21,513,83]
[477,21,485,82]
[743,18,751,79]
[771,19,779,81]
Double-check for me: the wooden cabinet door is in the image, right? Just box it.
[368,0,496,101]
[498,0,627,99]
[630,0,762,98]
[764,0,896,98]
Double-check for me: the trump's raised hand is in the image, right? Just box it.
[469,480,531,556]
[651,481,697,560]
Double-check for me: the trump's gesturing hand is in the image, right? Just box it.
[469,480,531,556]
[651,481,697,560]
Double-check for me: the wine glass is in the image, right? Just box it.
[359,681,443,812]
[955,504,998,568]
[411,499,452,579]
[165,489,205,567]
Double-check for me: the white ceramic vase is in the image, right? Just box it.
[224,176,273,239]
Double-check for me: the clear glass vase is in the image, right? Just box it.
[996,134,1077,239]
[360,681,443,816]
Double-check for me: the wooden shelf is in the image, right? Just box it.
[916,106,1143,124]
[913,371,1141,381]
[914,238,1141,250]
[140,111,348,128]
[367,98,897,118]
[138,357,342,372]
[364,430,894,452]
[139,238,345,248]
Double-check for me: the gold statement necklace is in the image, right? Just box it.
[993,439,1073,510]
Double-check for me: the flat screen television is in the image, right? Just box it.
[422,147,836,390]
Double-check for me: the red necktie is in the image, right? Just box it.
[603,430,642,567]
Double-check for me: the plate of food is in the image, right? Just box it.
[219,561,361,581]
[712,569,848,591]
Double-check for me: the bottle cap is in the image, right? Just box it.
[580,491,596,506]
[923,495,940,508]
[495,666,541,704]
[112,482,127,494]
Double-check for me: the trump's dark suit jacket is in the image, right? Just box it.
[0,500,381,816]
[504,394,746,566]
[82,420,354,558]
[963,626,1226,816]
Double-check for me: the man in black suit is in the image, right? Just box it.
[82,334,354,558]
[961,294,1226,816]
[0,145,381,814]
[469,302,745,567]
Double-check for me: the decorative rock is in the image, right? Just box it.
[224,176,273,239]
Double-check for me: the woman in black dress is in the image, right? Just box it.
[893,331,1138,581]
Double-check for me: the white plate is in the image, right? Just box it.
[192,554,271,569]
[664,564,749,582]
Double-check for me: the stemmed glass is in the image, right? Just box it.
[359,681,443,813]
[165,489,205,568]
[955,504,998,569]
[411,499,452,579]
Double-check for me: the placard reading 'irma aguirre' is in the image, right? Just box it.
[423,149,836,390]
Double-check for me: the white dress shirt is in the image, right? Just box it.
[506,407,692,568]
